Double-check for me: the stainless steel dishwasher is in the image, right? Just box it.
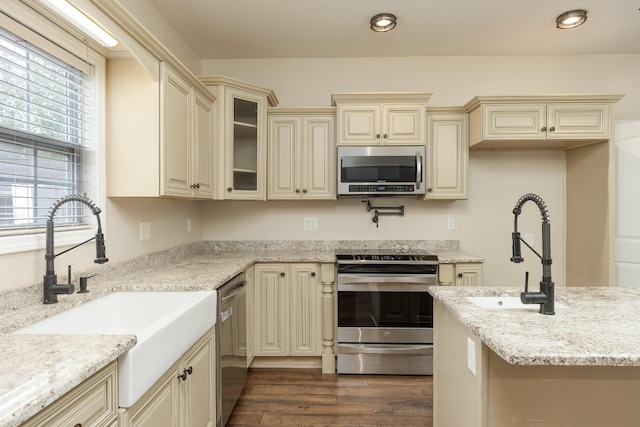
[216,272,247,427]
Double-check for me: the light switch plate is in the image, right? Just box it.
[140,221,151,241]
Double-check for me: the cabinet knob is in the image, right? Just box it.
[74,424,82,427]
[549,126,556,132]
[186,366,193,375]
[280,271,285,277]
[295,189,300,193]
[302,189,307,193]
[311,272,316,277]
[227,187,232,192]
[178,370,188,381]
[376,133,381,139]
[427,187,432,192]
[383,133,388,139]
[541,126,547,132]
[458,273,463,278]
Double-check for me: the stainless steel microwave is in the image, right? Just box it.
[337,145,426,197]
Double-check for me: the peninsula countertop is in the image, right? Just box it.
[429,286,640,367]
[1,244,481,427]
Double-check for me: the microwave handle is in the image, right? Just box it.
[415,150,422,190]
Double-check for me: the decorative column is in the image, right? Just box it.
[320,263,335,373]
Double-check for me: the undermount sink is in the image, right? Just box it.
[466,296,568,309]
[13,291,217,407]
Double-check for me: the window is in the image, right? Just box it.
[0,26,96,232]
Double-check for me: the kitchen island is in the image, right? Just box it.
[429,286,640,427]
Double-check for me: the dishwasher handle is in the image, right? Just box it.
[219,279,246,305]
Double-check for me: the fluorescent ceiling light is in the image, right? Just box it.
[38,0,118,47]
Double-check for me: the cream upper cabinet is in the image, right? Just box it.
[253,263,322,357]
[107,60,216,198]
[201,76,279,200]
[425,111,469,200]
[119,328,215,427]
[267,109,336,200]
[332,93,431,146]
[466,95,624,150]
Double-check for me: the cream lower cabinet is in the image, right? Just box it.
[331,93,431,145]
[253,263,322,357]
[118,328,215,427]
[107,60,215,198]
[438,263,484,287]
[425,111,469,199]
[267,109,336,200]
[22,362,118,427]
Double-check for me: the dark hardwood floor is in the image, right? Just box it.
[227,369,433,427]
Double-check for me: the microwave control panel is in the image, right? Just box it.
[348,184,415,192]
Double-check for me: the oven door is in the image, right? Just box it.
[337,275,434,344]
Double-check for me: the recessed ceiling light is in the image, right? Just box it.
[370,13,397,32]
[556,9,588,29]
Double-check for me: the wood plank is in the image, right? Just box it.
[227,368,433,426]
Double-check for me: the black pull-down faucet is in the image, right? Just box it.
[43,195,108,304]
[510,193,555,315]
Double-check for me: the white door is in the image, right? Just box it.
[615,121,640,287]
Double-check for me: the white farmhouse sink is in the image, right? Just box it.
[466,296,568,309]
[14,291,217,407]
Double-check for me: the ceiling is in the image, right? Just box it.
[145,0,640,60]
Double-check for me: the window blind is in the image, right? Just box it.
[0,26,95,230]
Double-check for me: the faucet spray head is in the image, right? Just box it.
[511,232,524,263]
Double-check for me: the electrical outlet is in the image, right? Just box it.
[303,217,318,230]
[140,221,151,241]
[525,233,534,246]
[467,337,477,375]
[187,218,192,232]
[447,218,455,230]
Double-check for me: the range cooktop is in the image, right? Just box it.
[336,253,439,263]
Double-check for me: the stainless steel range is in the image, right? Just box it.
[336,253,438,375]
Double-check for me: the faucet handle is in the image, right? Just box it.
[524,271,529,292]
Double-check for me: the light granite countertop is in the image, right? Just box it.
[0,242,480,427]
[429,286,640,367]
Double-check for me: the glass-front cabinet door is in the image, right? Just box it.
[225,88,268,199]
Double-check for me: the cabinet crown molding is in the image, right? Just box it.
[331,92,432,105]
[267,107,336,115]
[464,94,625,112]
[199,75,279,107]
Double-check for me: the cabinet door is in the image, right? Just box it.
[289,264,322,355]
[337,105,380,145]
[426,112,468,199]
[225,88,267,200]
[455,263,484,287]
[383,104,426,145]
[301,116,336,199]
[182,332,215,427]
[254,264,289,355]
[119,372,179,427]
[192,91,215,199]
[161,65,192,197]
[546,103,610,140]
[482,104,546,140]
[268,116,300,199]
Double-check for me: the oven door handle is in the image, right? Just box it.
[339,343,433,356]
[338,275,433,284]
